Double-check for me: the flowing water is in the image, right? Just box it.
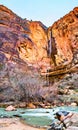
[0,106,78,127]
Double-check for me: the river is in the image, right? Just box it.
[0,106,78,127]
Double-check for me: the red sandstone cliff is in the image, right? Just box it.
[0,5,49,72]
[48,7,78,66]
[0,5,78,72]
[0,5,78,104]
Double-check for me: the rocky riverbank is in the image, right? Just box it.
[0,116,78,130]
[0,118,45,130]
[48,111,78,130]
[0,105,78,129]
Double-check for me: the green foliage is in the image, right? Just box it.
[0,63,3,70]
[75,89,78,92]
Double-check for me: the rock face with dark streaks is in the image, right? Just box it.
[0,5,54,103]
[48,7,78,66]
[0,5,49,70]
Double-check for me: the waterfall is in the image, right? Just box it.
[47,31,52,58]
[47,30,57,66]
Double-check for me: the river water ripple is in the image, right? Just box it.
[0,106,78,127]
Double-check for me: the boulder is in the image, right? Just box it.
[70,102,77,106]
[5,105,16,111]
[27,103,36,109]
[48,111,74,130]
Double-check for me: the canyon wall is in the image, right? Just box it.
[48,7,78,66]
[0,5,78,105]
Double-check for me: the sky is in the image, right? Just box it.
[0,0,78,27]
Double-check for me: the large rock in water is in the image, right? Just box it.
[0,5,78,104]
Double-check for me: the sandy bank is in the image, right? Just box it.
[0,118,46,130]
